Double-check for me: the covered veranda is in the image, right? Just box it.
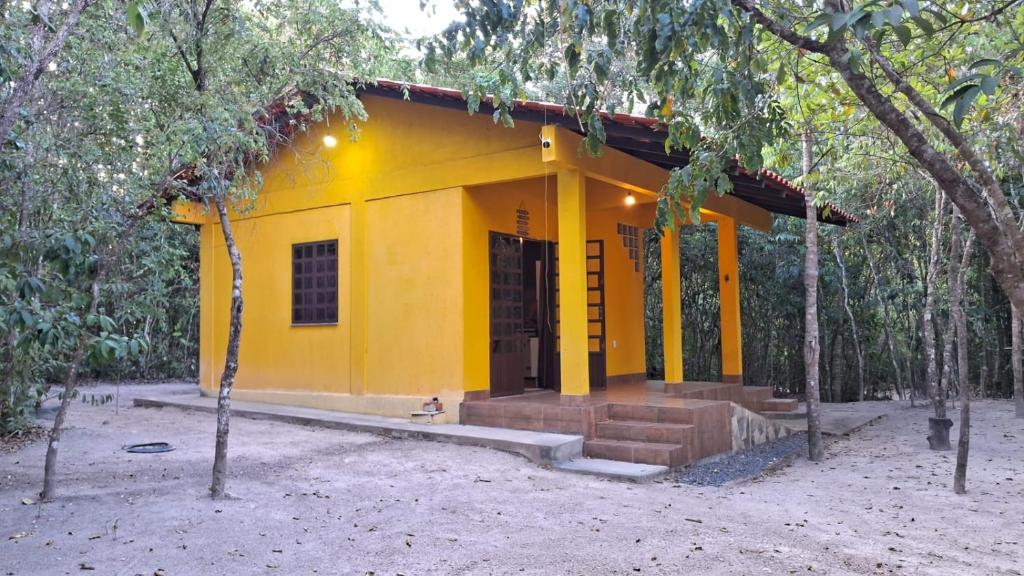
[459,125,804,466]
[359,81,855,466]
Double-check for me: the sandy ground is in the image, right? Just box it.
[1,383,1022,576]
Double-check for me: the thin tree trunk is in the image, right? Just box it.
[40,257,105,501]
[834,235,865,401]
[210,195,244,498]
[861,235,904,400]
[923,187,946,420]
[1013,304,1023,418]
[953,394,970,493]
[939,212,962,409]
[953,223,974,494]
[802,128,824,462]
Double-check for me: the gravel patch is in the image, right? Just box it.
[676,432,807,486]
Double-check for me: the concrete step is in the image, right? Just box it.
[554,458,669,483]
[584,438,690,467]
[759,398,799,412]
[596,419,695,446]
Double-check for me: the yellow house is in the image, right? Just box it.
[172,81,853,467]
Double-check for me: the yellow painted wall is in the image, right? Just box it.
[201,205,352,394]
[365,188,464,398]
[585,184,650,379]
[585,209,647,378]
[221,95,544,222]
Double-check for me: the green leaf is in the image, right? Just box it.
[127,1,148,38]
[980,74,998,96]
[830,11,849,31]
[805,13,831,33]
[940,84,970,109]
[969,58,1002,70]
[947,72,984,92]
[951,85,982,127]
[911,15,934,36]
[900,0,920,17]
[893,24,912,47]
[885,5,904,25]
[716,172,733,194]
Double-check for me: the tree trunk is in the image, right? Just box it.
[40,258,105,501]
[939,213,962,408]
[209,195,244,499]
[834,235,865,401]
[923,188,946,418]
[802,128,825,462]
[1013,304,1023,418]
[953,225,974,494]
[953,396,970,494]
[861,235,904,400]
[923,187,952,450]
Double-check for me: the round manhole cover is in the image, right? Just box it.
[125,442,174,454]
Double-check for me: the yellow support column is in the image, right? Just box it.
[557,168,590,400]
[661,228,684,385]
[717,217,744,384]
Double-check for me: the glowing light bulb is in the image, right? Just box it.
[322,134,338,148]
[625,192,636,206]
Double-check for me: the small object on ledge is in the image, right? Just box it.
[410,410,446,424]
[422,397,444,413]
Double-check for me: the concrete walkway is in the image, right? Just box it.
[134,394,669,482]
[768,403,888,435]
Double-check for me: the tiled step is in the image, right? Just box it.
[741,386,774,404]
[758,398,799,412]
[596,419,695,446]
[584,439,690,467]
[608,403,692,424]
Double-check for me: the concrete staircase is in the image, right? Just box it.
[460,382,798,469]
[583,402,731,467]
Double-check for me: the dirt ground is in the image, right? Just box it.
[1,383,1022,576]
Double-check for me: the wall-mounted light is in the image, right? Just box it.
[625,191,636,206]
[322,134,338,148]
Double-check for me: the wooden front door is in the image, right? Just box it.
[489,232,526,397]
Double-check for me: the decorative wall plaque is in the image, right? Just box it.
[516,202,530,237]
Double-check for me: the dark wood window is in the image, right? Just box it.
[292,240,338,325]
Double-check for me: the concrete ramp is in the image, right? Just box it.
[765,403,888,436]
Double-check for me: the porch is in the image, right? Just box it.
[461,380,797,467]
